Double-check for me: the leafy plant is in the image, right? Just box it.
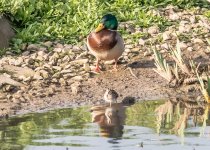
[153,48,173,82]
[0,0,209,54]
[170,39,191,76]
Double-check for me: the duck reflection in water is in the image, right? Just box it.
[90,96,135,138]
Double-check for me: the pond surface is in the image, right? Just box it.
[0,100,210,150]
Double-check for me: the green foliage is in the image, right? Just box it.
[0,0,209,53]
[204,10,210,19]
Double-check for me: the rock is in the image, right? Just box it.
[25,58,34,65]
[39,70,49,79]
[36,55,44,61]
[169,13,180,21]
[37,50,45,56]
[43,64,52,69]
[72,45,81,51]
[125,48,131,53]
[55,43,64,49]
[51,78,58,83]
[43,41,53,48]
[179,23,191,33]
[179,42,188,50]
[52,72,61,78]
[204,46,210,54]
[3,65,35,78]
[125,39,133,44]
[31,53,38,60]
[125,44,133,49]
[127,25,136,33]
[131,47,140,52]
[148,26,159,35]
[162,31,171,41]
[39,47,47,52]
[189,16,196,23]
[104,60,115,65]
[0,93,6,99]
[76,51,89,59]
[0,74,25,87]
[83,63,91,72]
[64,44,73,50]
[52,66,62,71]
[8,58,16,65]
[138,39,145,46]
[161,43,170,50]
[71,59,88,65]
[63,73,76,79]
[53,47,62,53]
[193,38,204,44]
[22,51,30,56]
[187,47,193,51]
[14,57,24,66]
[59,78,66,86]
[62,55,70,62]
[71,76,83,81]
[18,76,31,82]
[144,51,152,56]
[60,69,72,74]
[27,44,39,51]
[47,86,55,96]
[49,52,59,62]
[71,82,81,95]
[33,72,43,80]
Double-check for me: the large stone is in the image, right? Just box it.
[0,74,25,87]
[2,65,35,78]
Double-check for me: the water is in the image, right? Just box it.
[0,100,210,150]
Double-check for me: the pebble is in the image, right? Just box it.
[125,44,133,49]
[148,26,159,35]
[143,51,152,57]
[27,44,39,51]
[193,38,204,44]
[169,13,180,21]
[33,72,43,80]
[71,59,88,65]
[43,41,53,48]
[71,82,81,95]
[187,47,193,51]
[179,42,188,50]
[138,39,145,46]
[71,76,83,81]
[162,31,171,41]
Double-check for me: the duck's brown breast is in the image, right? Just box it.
[87,29,118,51]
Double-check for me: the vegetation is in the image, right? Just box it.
[152,37,210,102]
[0,0,209,53]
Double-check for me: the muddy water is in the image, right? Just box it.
[0,100,210,150]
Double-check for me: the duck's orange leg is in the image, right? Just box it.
[113,59,118,71]
[95,58,101,72]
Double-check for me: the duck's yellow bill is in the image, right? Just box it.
[95,23,104,32]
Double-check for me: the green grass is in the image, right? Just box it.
[0,0,209,54]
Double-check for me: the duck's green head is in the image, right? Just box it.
[95,14,118,33]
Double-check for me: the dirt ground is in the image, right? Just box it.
[13,56,175,115]
[1,49,209,117]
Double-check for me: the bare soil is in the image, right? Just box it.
[13,56,175,115]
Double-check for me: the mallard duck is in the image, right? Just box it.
[104,88,119,107]
[87,14,124,72]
